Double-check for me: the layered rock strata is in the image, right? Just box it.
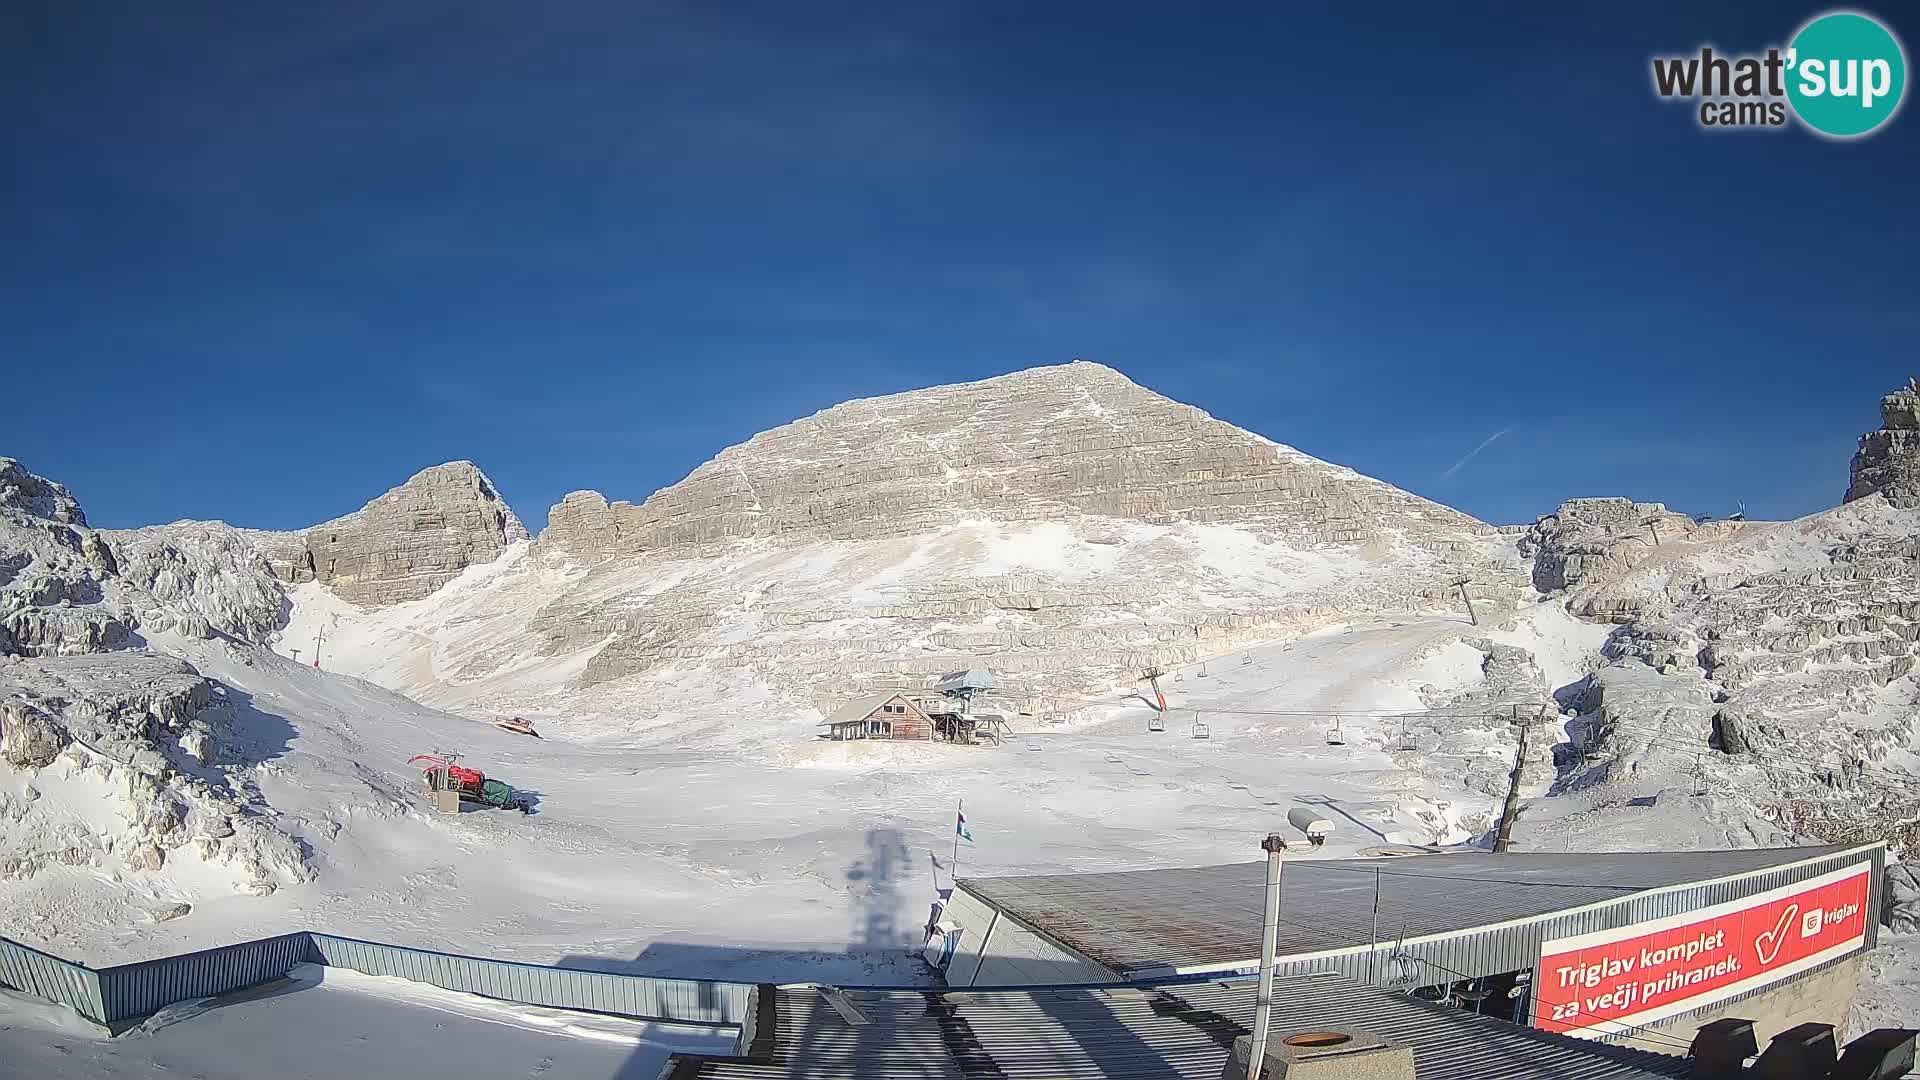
[1846,378,1920,508]
[544,362,1497,560]
[263,461,527,606]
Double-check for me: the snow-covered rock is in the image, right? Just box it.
[1520,382,1920,873]
[1846,377,1920,508]
[105,521,288,643]
[1,458,138,658]
[287,363,1526,724]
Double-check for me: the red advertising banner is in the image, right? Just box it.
[1534,861,1871,1038]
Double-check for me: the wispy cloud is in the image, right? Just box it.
[1441,426,1511,480]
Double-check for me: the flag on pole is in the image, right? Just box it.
[956,810,973,844]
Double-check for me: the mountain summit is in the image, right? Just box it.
[252,363,1525,725]
[543,360,1490,560]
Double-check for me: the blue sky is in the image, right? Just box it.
[4,2,1915,531]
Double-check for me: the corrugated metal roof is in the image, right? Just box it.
[959,845,1851,976]
[671,974,1695,1078]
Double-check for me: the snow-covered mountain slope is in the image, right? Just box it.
[1538,495,1920,862]
[5,370,1917,1032]
[278,362,1528,728]
[6,607,1580,976]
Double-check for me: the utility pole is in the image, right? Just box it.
[1452,577,1478,626]
[1644,517,1663,547]
[1492,705,1544,853]
[1246,833,1287,1080]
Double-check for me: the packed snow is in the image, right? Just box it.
[5,611,1566,980]
[0,963,732,1079]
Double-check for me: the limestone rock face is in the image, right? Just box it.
[544,361,1494,560]
[1846,378,1920,508]
[105,521,289,643]
[0,699,66,769]
[1550,499,1920,856]
[1519,498,1705,595]
[0,457,136,657]
[0,458,87,525]
[482,363,1529,715]
[275,461,528,606]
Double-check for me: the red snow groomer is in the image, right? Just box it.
[409,754,531,814]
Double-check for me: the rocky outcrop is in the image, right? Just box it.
[1846,378,1920,508]
[0,459,313,898]
[1886,861,1920,933]
[0,651,313,890]
[0,699,66,769]
[270,461,527,606]
[1519,498,1705,595]
[1,457,135,658]
[1543,386,1920,858]
[106,522,289,642]
[543,362,1498,560]
[0,458,87,525]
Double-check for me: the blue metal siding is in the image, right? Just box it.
[93,932,310,1023]
[4,929,754,1030]
[0,933,105,1022]
[304,933,753,1025]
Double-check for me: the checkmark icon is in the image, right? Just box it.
[1755,904,1799,965]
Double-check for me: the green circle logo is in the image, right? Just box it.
[1786,11,1907,137]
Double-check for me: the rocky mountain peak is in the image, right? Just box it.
[1848,378,1920,508]
[249,460,527,607]
[541,361,1492,561]
[0,457,87,526]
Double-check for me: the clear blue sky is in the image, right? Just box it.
[4,2,1914,531]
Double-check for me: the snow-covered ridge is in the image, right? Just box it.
[540,360,1501,563]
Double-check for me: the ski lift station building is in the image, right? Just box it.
[933,842,1887,1050]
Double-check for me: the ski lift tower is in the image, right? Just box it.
[936,669,995,716]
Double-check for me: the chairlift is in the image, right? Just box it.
[1026,739,1043,752]
[1147,714,1166,733]
[1392,723,1421,752]
[1325,718,1346,746]
[1197,664,1209,678]
[1173,671,1184,684]
[1191,717,1211,740]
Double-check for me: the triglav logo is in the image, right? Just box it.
[1651,9,1907,137]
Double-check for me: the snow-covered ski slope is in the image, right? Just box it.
[7,606,1600,984]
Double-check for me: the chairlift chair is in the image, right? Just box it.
[1325,718,1346,746]
[1191,718,1211,740]
[1147,714,1166,733]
